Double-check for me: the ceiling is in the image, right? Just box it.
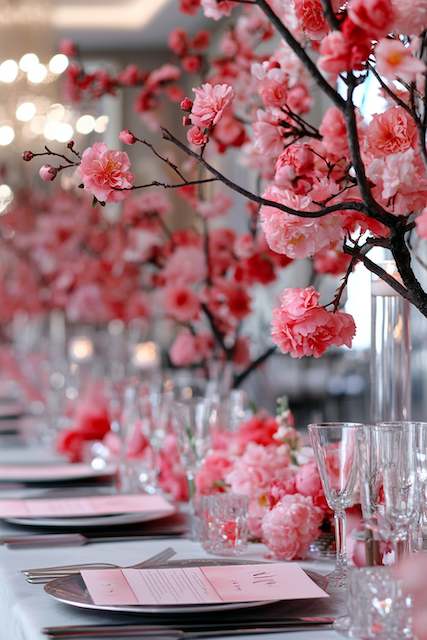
[53,0,209,50]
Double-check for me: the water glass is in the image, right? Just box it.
[347,567,414,639]
[200,493,249,556]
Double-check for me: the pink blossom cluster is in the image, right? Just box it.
[271,287,356,359]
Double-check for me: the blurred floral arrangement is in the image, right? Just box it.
[0,184,294,386]
[25,0,427,362]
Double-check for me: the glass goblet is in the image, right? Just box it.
[309,422,362,591]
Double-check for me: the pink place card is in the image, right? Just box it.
[0,494,175,519]
[81,563,329,606]
[0,463,116,481]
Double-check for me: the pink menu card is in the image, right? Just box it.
[0,494,175,519]
[81,563,329,606]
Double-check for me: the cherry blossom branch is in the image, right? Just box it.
[255,0,346,110]
[320,0,340,30]
[330,251,358,312]
[233,345,277,388]
[161,128,397,226]
[121,177,219,191]
[131,135,187,182]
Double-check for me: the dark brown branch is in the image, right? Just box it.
[134,136,187,182]
[120,177,219,191]
[161,128,397,225]
[320,0,340,30]
[233,346,277,388]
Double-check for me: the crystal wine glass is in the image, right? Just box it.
[308,422,362,591]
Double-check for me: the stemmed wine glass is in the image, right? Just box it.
[308,422,362,591]
[172,397,216,538]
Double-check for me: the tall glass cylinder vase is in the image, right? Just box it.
[371,263,411,422]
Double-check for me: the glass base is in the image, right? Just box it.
[325,565,348,593]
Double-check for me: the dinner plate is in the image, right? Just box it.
[44,558,283,614]
[5,509,175,529]
[0,462,117,484]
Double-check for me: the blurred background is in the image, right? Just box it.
[0,0,426,428]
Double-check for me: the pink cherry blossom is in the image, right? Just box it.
[319,31,353,75]
[261,493,323,560]
[196,193,232,219]
[163,246,206,285]
[391,0,427,34]
[294,0,329,39]
[169,329,200,366]
[375,39,425,82]
[319,107,349,156]
[260,185,344,259]
[201,0,234,20]
[77,142,134,202]
[163,284,200,322]
[252,109,284,159]
[271,287,356,358]
[366,106,417,157]
[348,0,395,37]
[190,83,234,129]
[187,125,208,146]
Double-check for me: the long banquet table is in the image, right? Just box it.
[0,428,343,640]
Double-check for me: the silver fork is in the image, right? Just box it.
[23,546,176,583]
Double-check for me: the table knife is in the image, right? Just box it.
[2,531,187,548]
[43,619,335,638]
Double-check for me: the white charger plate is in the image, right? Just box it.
[0,462,116,484]
[6,509,174,529]
[44,558,281,614]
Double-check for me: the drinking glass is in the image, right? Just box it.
[347,567,414,639]
[172,397,216,537]
[138,389,174,495]
[308,422,362,590]
[200,493,249,556]
[413,422,427,551]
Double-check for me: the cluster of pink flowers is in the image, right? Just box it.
[195,407,330,560]
[271,287,356,359]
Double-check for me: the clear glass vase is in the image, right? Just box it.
[371,263,411,422]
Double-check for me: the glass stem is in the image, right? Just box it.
[334,510,347,570]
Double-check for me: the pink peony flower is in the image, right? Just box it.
[77,142,134,203]
[39,165,57,182]
[187,125,208,146]
[366,106,417,157]
[271,286,356,358]
[375,38,426,82]
[348,0,395,37]
[190,83,234,129]
[201,0,234,20]
[294,0,329,39]
[235,411,281,454]
[261,494,323,560]
[163,284,200,322]
[196,451,233,495]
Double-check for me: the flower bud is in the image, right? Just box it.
[180,97,193,111]
[22,151,34,161]
[119,129,137,145]
[39,164,57,182]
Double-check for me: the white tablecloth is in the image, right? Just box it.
[0,433,343,640]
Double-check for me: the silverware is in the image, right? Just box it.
[43,619,335,638]
[23,546,176,583]
[3,530,186,549]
